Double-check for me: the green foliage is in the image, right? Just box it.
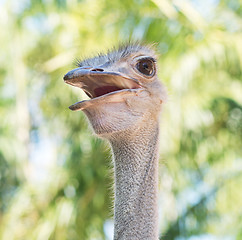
[0,0,241,239]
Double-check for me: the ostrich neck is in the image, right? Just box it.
[110,120,160,240]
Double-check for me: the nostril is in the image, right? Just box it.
[91,68,104,72]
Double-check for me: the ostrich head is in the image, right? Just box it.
[64,44,166,137]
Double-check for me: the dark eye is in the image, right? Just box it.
[136,58,155,76]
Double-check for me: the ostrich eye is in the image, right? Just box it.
[136,58,155,76]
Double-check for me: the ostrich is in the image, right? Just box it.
[64,43,167,240]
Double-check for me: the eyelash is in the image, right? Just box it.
[139,57,156,63]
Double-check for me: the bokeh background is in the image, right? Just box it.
[0,0,241,239]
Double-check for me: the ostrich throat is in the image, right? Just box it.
[110,118,159,239]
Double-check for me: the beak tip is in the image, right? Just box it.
[63,74,70,81]
[69,105,76,111]
[64,68,77,81]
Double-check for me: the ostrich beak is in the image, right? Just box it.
[63,67,142,111]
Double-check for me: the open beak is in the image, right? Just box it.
[64,67,142,111]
